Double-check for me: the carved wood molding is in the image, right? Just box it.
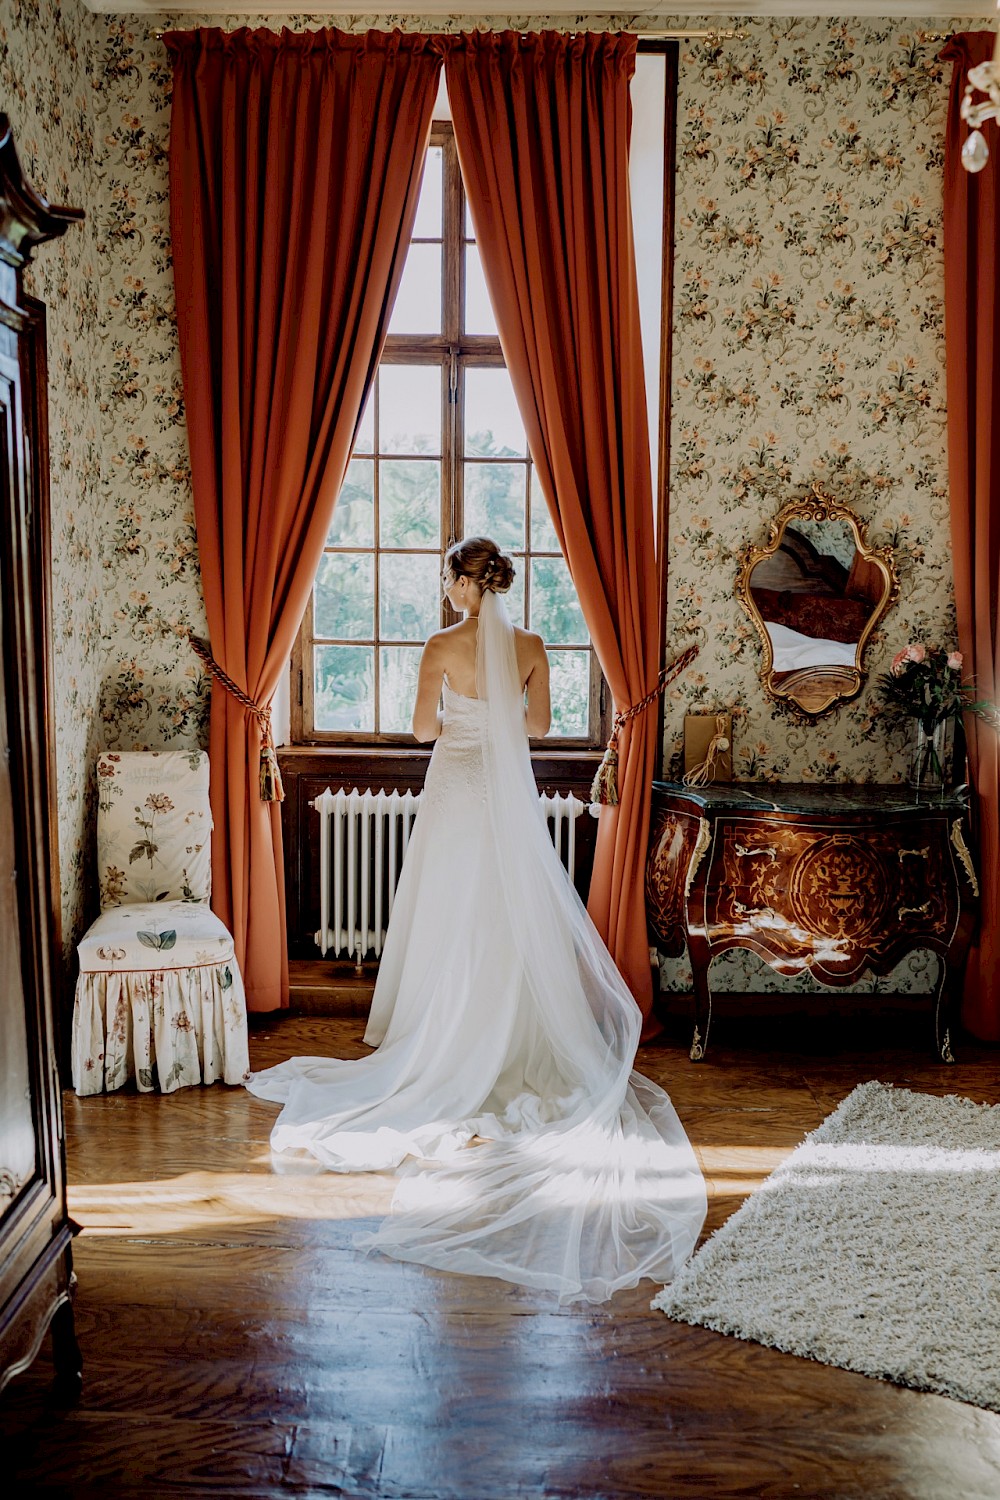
[0,115,83,264]
[0,116,84,331]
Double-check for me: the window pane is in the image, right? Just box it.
[464,244,497,336]
[314,552,374,640]
[314,644,374,732]
[379,647,422,733]
[355,385,375,454]
[380,459,441,548]
[504,557,526,627]
[464,462,525,550]
[464,368,526,458]
[380,552,440,641]
[547,651,591,738]
[412,146,443,239]
[388,243,442,335]
[529,471,561,552]
[464,195,475,241]
[531,557,587,645]
[379,366,441,455]
[328,460,374,547]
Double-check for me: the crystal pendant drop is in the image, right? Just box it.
[962,129,990,173]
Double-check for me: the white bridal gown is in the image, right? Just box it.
[247,591,706,1302]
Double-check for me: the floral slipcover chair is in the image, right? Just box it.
[72,751,250,1095]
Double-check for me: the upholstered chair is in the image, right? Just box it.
[71,751,250,1095]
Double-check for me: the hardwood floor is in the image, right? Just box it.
[3,1005,1000,1499]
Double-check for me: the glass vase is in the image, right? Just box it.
[908,718,954,792]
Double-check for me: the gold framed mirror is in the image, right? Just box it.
[736,485,899,718]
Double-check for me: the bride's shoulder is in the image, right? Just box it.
[423,620,475,672]
[426,621,470,649]
[512,626,547,674]
[512,625,545,653]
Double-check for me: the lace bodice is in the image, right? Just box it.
[440,678,487,742]
[420,680,489,811]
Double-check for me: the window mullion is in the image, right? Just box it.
[373,375,381,735]
[444,129,462,563]
[441,359,454,613]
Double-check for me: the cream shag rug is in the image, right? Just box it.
[653,1081,1000,1410]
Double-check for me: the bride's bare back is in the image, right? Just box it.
[413,614,550,740]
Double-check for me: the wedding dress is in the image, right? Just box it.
[247,590,706,1302]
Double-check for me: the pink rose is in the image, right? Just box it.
[904,643,926,664]
[947,651,963,671]
[890,648,909,676]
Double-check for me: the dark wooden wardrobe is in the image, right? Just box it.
[0,115,84,1397]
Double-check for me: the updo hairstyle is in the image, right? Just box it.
[445,536,515,595]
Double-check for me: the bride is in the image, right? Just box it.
[247,537,706,1302]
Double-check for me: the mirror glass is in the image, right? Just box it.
[749,520,878,679]
[737,492,898,717]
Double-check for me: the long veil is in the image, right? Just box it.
[360,590,706,1302]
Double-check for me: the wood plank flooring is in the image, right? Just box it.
[3,1005,1000,1499]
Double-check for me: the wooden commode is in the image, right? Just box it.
[646,781,979,1063]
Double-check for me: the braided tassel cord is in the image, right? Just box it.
[591,645,701,807]
[189,635,285,803]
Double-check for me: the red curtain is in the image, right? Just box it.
[167,27,442,1009]
[942,33,1000,1041]
[445,31,663,1028]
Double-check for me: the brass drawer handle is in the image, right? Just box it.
[898,847,930,861]
[899,901,932,919]
[733,900,778,920]
[734,844,777,861]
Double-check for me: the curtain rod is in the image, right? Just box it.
[148,25,959,44]
[150,27,748,43]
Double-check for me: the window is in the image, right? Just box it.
[293,124,603,746]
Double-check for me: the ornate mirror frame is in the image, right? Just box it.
[736,484,900,719]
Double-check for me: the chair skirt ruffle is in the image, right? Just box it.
[72,962,250,1095]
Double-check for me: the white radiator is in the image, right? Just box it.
[312,785,593,961]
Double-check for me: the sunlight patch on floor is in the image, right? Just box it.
[68,1163,397,1234]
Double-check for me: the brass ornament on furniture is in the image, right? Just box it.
[950,819,980,895]
[685,818,712,898]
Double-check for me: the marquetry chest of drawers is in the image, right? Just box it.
[646,782,979,1063]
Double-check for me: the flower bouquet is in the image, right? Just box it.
[876,643,994,788]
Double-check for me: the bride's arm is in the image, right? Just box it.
[412,635,446,741]
[523,635,551,738]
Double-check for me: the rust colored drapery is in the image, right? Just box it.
[942,34,1000,1041]
[445,31,664,1027]
[166,27,441,1009]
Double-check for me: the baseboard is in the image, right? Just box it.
[288,964,938,1024]
[288,958,376,1016]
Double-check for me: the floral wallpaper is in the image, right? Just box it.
[1,0,105,963]
[0,7,974,1005]
[661,16,965,997]
[664,17,957,788]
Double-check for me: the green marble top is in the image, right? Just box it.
[652,780,970,816]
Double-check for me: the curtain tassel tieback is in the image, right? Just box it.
[188,636,285,803]
[591,644,701,807]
